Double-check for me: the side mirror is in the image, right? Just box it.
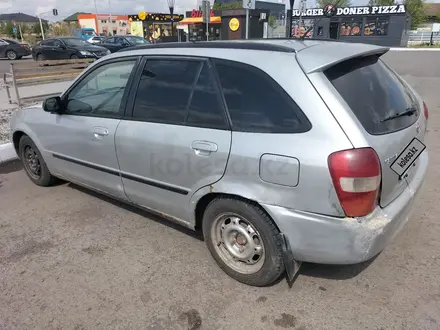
[43,96,62,113]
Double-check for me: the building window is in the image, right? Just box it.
[101,20,107,23]
[112,20,116,24]
[364,17,389,36]
[291,19,315,38]
[340,20,362,36]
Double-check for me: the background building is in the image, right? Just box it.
[77,14,130,36]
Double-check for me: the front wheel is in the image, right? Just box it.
[70,55,79,59]
[202,197,285,287]
[19,135,57,186]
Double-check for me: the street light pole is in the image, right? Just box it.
[94,0,100,35]
[167,0,176,36]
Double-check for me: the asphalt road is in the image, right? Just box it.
[1,51,439,330]
[0,56,33,74]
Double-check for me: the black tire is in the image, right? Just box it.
[19,135,57,187]
[70,55,79,59]
[202,197,284,287]
[16,56,22,60]
[37,53,44,61]
[6,50,17,60]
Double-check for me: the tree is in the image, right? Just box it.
[316,0,351,9]
[212,1,242,10]
[404,0,426,29]
[268,15,277,29]
[31,21,50,36]
[368,0,395,5]
[0,21,15,37]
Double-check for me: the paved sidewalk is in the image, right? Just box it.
[1,80,72,110]
[0,80,72,164]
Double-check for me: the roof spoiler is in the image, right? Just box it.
[296,42,389,74]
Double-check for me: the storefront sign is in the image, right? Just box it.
[191,9,214,18]
[292,5,405,17]
[229,18,240,31]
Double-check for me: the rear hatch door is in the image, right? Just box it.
[323,54,427,207]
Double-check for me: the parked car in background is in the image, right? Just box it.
[31,37,110,61]
[11,40,428,287]
[87,36,104,44]
[98,35,148,53]
[0,38,31,60]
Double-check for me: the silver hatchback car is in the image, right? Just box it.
[10,40,428,287]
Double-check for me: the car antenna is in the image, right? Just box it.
[298,1,341,41]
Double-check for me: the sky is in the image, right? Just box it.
[0,0,439,21]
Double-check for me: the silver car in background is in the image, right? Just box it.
[10,40,428,287]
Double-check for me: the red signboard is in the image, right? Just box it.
[191,9,214,18]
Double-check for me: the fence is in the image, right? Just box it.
[3,59,93,107]
[408,31,440,44]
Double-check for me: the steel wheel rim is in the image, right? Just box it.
[211,212,265,275]
[23,145,41,180]
[7,51,16,60]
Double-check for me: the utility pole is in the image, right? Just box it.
[38,14,45,40]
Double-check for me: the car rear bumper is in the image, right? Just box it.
[262,150,428,265]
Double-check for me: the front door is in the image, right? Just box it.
[329,22,339,39]
[39,58,138,199]
[115,57,231,223]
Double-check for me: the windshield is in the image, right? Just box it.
[63,38,89,47]
[84,31,95,36]
[125,36,148,44]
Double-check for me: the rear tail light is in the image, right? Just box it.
[423,101,428,121]
[328,148,381,217]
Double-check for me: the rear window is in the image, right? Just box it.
[325,55,419,135]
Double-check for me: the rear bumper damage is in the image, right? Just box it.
[264,151,428,265]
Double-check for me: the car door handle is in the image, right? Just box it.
[93,127,109,138]
[191,141,218,156]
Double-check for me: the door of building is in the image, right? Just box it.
[329,22,339,39]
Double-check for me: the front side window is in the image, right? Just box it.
[132,59,227,128]
[213,59,311,133]
[65,60,136,116]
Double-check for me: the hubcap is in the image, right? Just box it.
[7,51,16,59]
[211,213,265,275]
[23,145,41,179]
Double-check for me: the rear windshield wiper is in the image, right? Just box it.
[380,107,417,123]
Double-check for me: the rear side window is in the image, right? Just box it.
[40,40,54,46]
[325,55,419,135]
[213,59,311,133]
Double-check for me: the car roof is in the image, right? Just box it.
[105,39,390,74]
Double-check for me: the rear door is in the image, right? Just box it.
[115,56,231,222]
[323,54,427,207]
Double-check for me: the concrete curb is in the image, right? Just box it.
[0,142,18,165]
[390,48,440,51]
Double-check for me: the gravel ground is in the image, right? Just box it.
[0,107,15,144]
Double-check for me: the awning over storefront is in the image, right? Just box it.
[179,16,221,25]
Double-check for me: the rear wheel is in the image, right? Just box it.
[6,50,17,60]
[19,135,57,186]
[202,197,284,287]
[37,53,45,61]
[70,55,79,59]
